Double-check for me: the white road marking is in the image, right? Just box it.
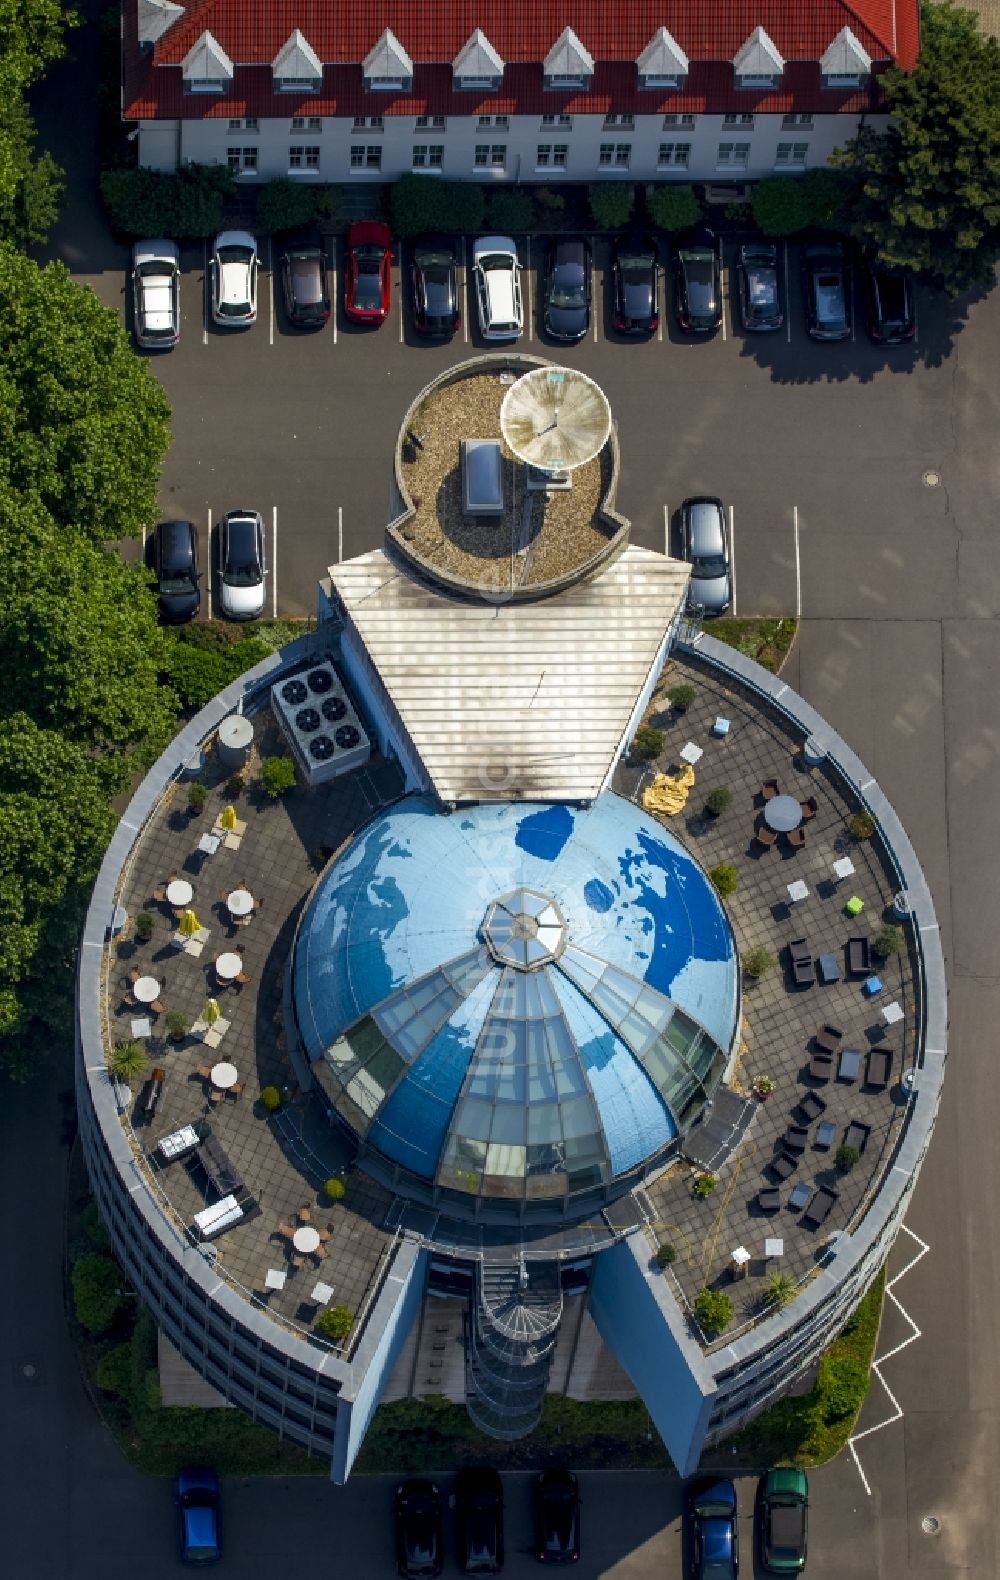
[847,1224,931,1496]
[141,525,146,554]
[525,235,533,342]
[399,244,404,342]
[657,268,664,341]
[912,289,919,346]
[330,245,337,344]
[784,242,791,344]
[338,505,343,563]
[461,236,468,344]
[793,504,801,623]
[719,234,727,343]
[271,505,278,618]
[268,238,274,346]
[663,504,670,556]
[729,504,736,615]
[203,242,208,345]
[206,508,213,612]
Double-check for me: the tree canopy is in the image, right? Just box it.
[0,0,75,247]
[833,0,1000,294]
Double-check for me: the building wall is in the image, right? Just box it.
[144,110,879,180]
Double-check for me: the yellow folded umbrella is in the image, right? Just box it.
[220,804,238,831]
[202,998,221,1025]
[178,908,201,937]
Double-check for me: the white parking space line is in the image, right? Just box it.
[784,242,791,344]
[268,238,274,346]
[203,242,208,345]
[206,508,213,612]
[141,525,146,555]
[338,505,343,564]
[718,235,726,343]
[662,504,669,556]
[525,236,533,342]
[461,236,468,344]
[330,245,338,344]
[793,504,802,623]
[729,504,736,616]
[657,269,664,342]
[912,290,919,346]
[271,506,278,618]
[399,244,404,342]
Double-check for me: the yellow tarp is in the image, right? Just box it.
[641,764,695,817]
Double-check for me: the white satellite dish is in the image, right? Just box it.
[500,366,612,474]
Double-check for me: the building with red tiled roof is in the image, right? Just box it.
[126,1,919,186]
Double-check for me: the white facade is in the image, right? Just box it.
[142,108,879,183]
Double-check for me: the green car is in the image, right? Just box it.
[758,1468,808,1572]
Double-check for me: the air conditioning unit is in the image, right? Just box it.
[270,660,370,787]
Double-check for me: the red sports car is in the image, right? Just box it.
[344,220,392,325]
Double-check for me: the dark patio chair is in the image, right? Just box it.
[809,1053,834,1082]
[865,1046,892,1090]
[753,825,778,852]
[761,778,780,800]
[781,1125,810,1156]
[770,1152,798,1181]
[814,1024,843,1055]
[843,1120,871,1154]
[799,796,818,821]
[797,1092,827,1123]
[802,1186,838,1229]
[846,935,873,977]
[789,938,811,964]
[785,826,806,850]
[757,1188,781,1214]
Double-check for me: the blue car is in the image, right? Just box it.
[689,1478,738,1579]
[176,1467,221,1565]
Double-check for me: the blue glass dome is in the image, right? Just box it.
[292,793,738,1212]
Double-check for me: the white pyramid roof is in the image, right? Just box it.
[732,26,784,79]
[181,30,234,84]
[273,29,323,83]
[453,28,504,78]
[137,0,184,47]
[363,28,413,83]
[544,27,595,79]
[820,26,872,78]
[636,27,689,81]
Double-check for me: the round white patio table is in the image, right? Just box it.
[215,952,242,982]
[226,888,253,918]
[210,1061,238,1090]
[293,1225,320,1255]
[133,976,161,1004]
[764,794,803,833]
[166,878,193,907]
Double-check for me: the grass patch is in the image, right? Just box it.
[709,617,797,674]
[717,1269,885,1468]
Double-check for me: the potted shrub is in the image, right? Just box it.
[667,682,696,713]
[694,1173,717,1199]
[654,1242,677,1269]
[765,1271,797,1309]
[108,1040,147,1081]
[705,786,733,817]
[873,923,904,959]
[709,863,738,898]
[225,773,245,798]
[315,1303,354,1343]
[134,911,154,943]
[752,1075,774,1100]
[632,724,665,761]
[163,1010,187,1042]
[693,1287,733,1339]
[261,755,297,800]
[187,782,208,816]
[836,1144,860,1174]
[323,1177,346,1202]
[742,946,776,980]
[848,810,875,841]
[259,1085,283,1112]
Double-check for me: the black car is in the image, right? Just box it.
[688,1478,739,1580]
[534,1468,580,1564]
[280,234,330,327]
[411,235,460,336]
[736,243,783,332]
[542,237,592,341]
[612,232,658,335]
[863,257,915,344]
[456,1466,504,1574]
[395,1479,443,1579]
[673,225,722,333]
[153,519,200,624]
[802,241,851,341]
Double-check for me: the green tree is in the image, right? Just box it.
[709,863,739,898]
[261,755,297,799]
[693,1287,734,1339]
[71,1253,126,1334]
[647,184,701,232]
[832,1,1000,294]
[390,174,484,237]
[0,99,65,246]
[632,724,664,760]
[0,246,171,543]
[99,163,236,240]
[589,183,634,229]
[486,189,535,232]
[0,0,76,246]
[254,177,340,234]
[751,169,854,236]
[315,1303,354,1342]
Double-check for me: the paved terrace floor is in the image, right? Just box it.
[107,706,406,1342]
[614,651,917,1342]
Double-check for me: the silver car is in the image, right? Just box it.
[131,239,180,348]
[210,229,258,328]
[680,496,731,615]
[218,509,266,619]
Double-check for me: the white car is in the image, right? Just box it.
[219,510,266,618]
[131,239,180,348]
[472,235,523,341]
[210,229,258,327]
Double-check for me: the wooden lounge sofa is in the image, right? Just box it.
[846,935,873,977]
[843,1120,871,1155]
[865,1046,892,1089]
[802,1185,838,1229]
[814,1024,843,1056]
[788,938,815,988]
[797,1092,827,1123]
[770,1151,799,1181]
[809,1053,834,1082]
[781,1125,810,1156]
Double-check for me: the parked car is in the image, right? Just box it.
[862,257,915,344]
[176,1466,221,1565]
[757,1468,808,1573]
[736,242,783,332]
[611,232,659,335]
[344,220,392,324]
[472,235,523,341]
[131,239,180,348]
[688,1478,738,1580]
[456,1466,504,1574]
[673,225,722,333]
[394,1478,443,1579]
[153,518,200,624]
[279,234,330,327]
[534,1468,580,1564]
[802,240,851,341]
[218,509,266,619]
[680,496,731,615]
[410,235,460,336]
[210,229,258,327]
[542,236,592,341]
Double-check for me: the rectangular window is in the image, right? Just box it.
[657,142,691,168]
[603,112,634,129]
[716,141,750,168]
[412,144,444,168]
[547,73,586,90]
[415,114,446,130]
[352,116,383,132]
[226,146,258,173]
[187,78,224,95]
[277,77,318,95]
[782,112,813,129]
[474,144,506,168]
[288,145,320,169]
[477,114,509,130]
[823,73,862,89]
[535,144,569,168]
[599,143,631,168]
[774,142,808,167]
[228,117,257,132]
[662,113,696,128]
[541,113,572,128]
[723,112,755,128]
[291,116,322,132]
[350,145,382,170]
[640,74,681,90]
[366,76,406,93]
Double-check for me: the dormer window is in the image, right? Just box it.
[181,30,233,96]
[453,29,504,93]
[273,30,323,95]
[732,27,784,92]
[138,0,184,48]
[363,29,413,94]
[820,27,872,90]
[636,27,689,93]
[543,28,594,94]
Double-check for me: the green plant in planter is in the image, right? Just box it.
[187,782,208,815]
[315,1303,354,1343]
[873,923,904,959]
[836,1144,861,1174]
[694,1173,717,1199]
[705,786,733,816]
[848,810,875,841]
[667,682,696,712]
[693,1287,733,1339]
[752,1075,774,1098]
[742,945,776,979]
[261,755,297,800]
[709,863,738,898]
[134,911,154,941]
[323,1177,346,1202]
[226,773,245,797]
[765,1270,797,1309]
[654,1242,677,1268]
[632,724,665,761]
[108,1040,147,1080]
[259,1085,283,1112]
[163,1010,187,1040]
